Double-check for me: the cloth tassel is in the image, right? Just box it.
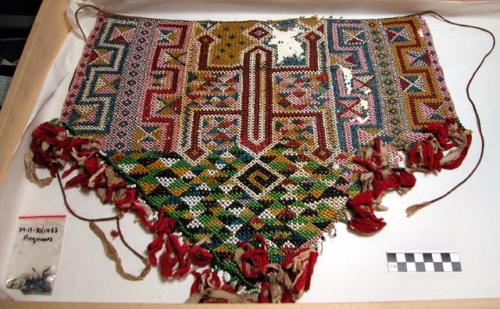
[347,138,416,234]
[233,235,319,303]
[187,235,320,303]
[405,119,472,216]
[146,208,213,280]
[26,122,178,282]
[30,122,317,302]
[405,202,431,217]
[24,150,53,187]
[26,122,153,229]
[186,288,257,303]
[186,269,257,303]
[234,234,269,279]
[407,119,471,173]
[347,118,472,230]
[26,118,473,301]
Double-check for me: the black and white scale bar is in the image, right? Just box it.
[386,252,461,273]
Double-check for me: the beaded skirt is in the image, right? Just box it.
[26,12,472,302]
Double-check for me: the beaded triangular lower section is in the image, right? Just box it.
[25,119,471,303]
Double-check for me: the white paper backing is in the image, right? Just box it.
[1,0,500,303]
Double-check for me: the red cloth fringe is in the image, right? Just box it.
[234,235,318,303]
[407,118,472,171]
[237,234,269,279]
[347,118,471,234]
[30,121,213,282]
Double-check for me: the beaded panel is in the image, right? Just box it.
[62,13,457,261]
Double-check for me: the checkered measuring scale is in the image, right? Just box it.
[386,252,462,273]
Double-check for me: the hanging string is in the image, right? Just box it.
[406,11,496,216]
[116,218,148,261]
[56,172,117,223]
[74,4,103,39]
[56,173,151,280]
[89,221,151,281]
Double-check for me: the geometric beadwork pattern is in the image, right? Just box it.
[61,13,460,264]
[108,141,349,262]
[63,14,457,157]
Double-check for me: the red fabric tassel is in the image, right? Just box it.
[348,215,386,234]
[407,138,443,172]
[64,173,90,188]
[426,118,455,149]
[348,138,416,233]
[61,162,78,178]
[441,133,472,170]
[407,118,471,172]
[30,122,70,175]
[159,235,191,279]
[129,202,154,231]
[147,235,164,267]
[281,289,294,303]
[258,282,271,303]
[29,122,213,283]
[237,235,269,279]
[347,191,386,233]
[189,270,238,303]
[190,269,222,295]
[239,248,269,279]
[282,248,318,294]
[148,208,211,278]
[151,208,176,234]
[189,245,213,267]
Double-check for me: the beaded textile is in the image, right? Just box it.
[27,11,474,302]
